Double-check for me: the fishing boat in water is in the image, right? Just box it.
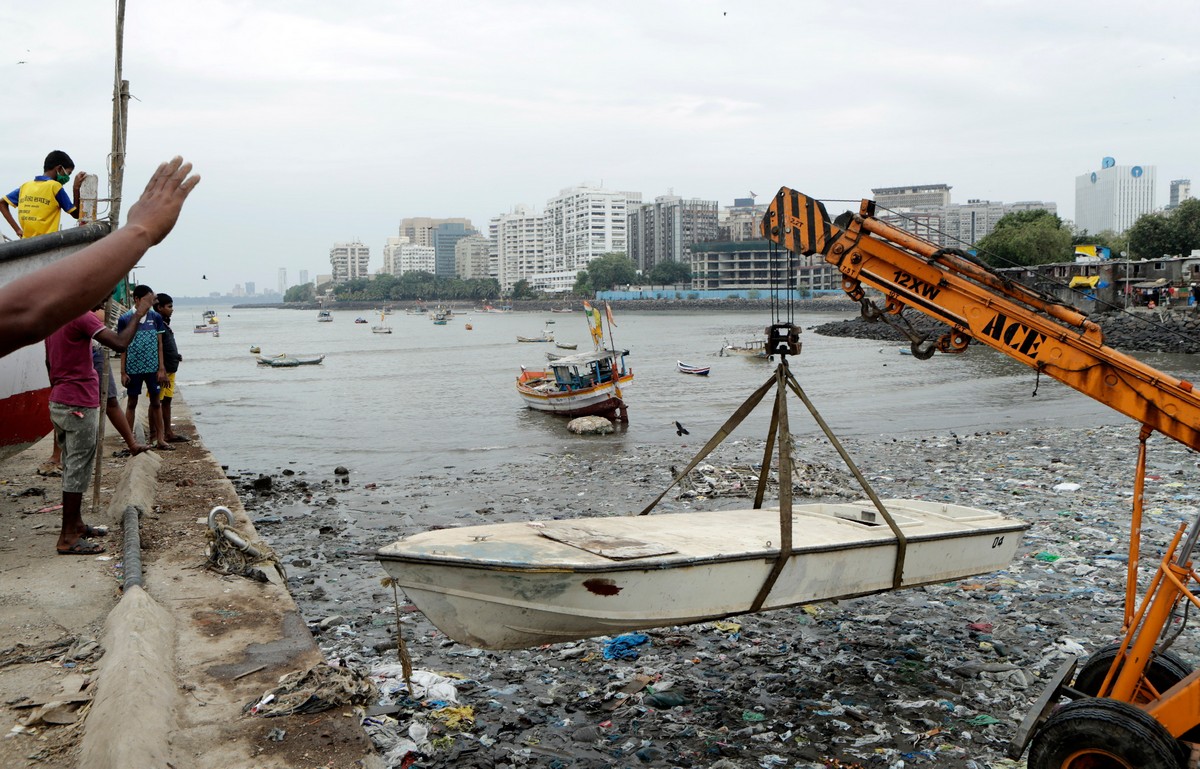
[354,317,368,324]
[678,361,710,376]
[517,348,632,420]
[372,311,392,334]
[554,342,578,350]
[317,310,333,322]
[720,339,768,358]
[257,354,325,367]
[376,498,1026,649]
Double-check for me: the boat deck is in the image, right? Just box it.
[377,499,1027,648]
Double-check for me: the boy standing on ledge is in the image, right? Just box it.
[1,150,86,239]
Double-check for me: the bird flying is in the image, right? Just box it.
[675,421,689,436]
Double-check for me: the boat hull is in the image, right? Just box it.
[377,499,1027,649]
[516,370,631,419]
[0,224,111,461]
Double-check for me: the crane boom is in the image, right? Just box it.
[761,186,1200,451]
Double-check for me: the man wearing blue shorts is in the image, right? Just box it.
[117,285,171,451]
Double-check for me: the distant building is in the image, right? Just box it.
[871,184,953,209]
[540,184,640,292]
[244,281,255,295]
[690,239,827,292]
[1169,179,1193,210]
[489,205,545,291]
[432,222,475,277]
[399,217,474,248]
[627,194,719,273]
[382,236,436,275]
[455,234,492,281]
[314,273,332,288]
[1075,157,1156,235]
[277,268,287,296]
[718,197,770,242]
[299,269,309,286]
[330,241,370,283]
[871,184,1056,247]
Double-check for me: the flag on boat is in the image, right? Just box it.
[583,301,604,349]
[605,302,617,327]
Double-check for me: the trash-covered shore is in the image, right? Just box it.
[236,423,1200,769]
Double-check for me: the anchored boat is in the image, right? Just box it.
[678,360,710,376]
[377,498,1026,649]
[516,348,632,421]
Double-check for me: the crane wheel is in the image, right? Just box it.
[1073,643,1192,701]
[1028,698,1185,769]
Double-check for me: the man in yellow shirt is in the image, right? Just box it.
[1,150,86,239]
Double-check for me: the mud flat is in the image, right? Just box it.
[237,422,1200,768]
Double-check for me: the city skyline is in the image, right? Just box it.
[4,2,1198,297]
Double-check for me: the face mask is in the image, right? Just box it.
[55,171,71,185]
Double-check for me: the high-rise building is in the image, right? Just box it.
[329,241,370,283]
[1169,179,1193,210]
[455,234,493,280]
[1075,157,1156,235]
[399,217,474,248]
[299,269,309,286]
[489,206,545,291]
[432,222,474,277]
[544,184,640,271]
[628,194,719,273]
[244,281,256,295]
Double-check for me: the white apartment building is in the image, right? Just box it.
[330,241,370,283]
[1169,179,1192,210]
[1075,158,1156,235]
[382,237,435,276]
[627,194,719,273]
[872,184,953,209]
[489,206,545,291]
[455,234,492,281]
[874,190,1056,248]
[544,184,640,273]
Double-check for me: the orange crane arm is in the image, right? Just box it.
[761,186,1200,451]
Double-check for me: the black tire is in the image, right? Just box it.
[1029,698,1185,769]
[1074,642,1192,700]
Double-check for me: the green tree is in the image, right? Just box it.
[1128,199,1200,260]
[511,279,537,299]
[283,283,315,302]
[647,260,692,285]
[583,253,637,291]
[573,270,592,295]
[975,209,1072,267]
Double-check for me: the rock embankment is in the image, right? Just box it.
[814,309,1200,354]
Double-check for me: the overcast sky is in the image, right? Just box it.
[3,1,1197,297]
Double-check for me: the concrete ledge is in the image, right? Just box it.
[78,586,177,769]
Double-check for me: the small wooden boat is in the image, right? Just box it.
[465,323,473,331]
[249,346,261,354]
[377,498,1027,650]
[372,311,392,334]
[517,332,554,343]
[678,361,710,376]
[555,342,578,350]
[257,355,324,367]
[354,317,368,324]
[193,324,217,334]
[317,310,333,322]
[720,340,767,358]
[517,348,632,420]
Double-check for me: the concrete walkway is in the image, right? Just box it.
[0,402,380,768]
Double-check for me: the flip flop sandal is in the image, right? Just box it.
[57,539,106,556]
[83,525,109,538]
[167,434,192,443]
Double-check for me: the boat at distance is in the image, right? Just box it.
[317,310,333,322]
[377,498,1027,650]
[249,346,260,354]
[354,317,368,324]
[678,361,710,376]
[372,311,392,334]
[516,347,632,420]
[555,342,578,350]
[257,354,325,367]
[518,323,556,343]
[720,339,768,358]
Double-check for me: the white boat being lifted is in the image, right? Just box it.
[377,498,1026,649]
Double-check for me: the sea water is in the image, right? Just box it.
[177,306,1198,478]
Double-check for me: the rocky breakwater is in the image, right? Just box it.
[814,308,1200,354]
